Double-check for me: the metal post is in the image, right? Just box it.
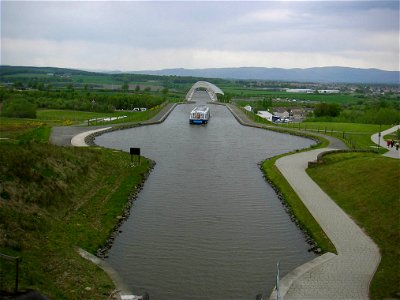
[276,261,280,300]
[378,124,381,151]
[15,258,20,294]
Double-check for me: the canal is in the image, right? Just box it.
[95,91,316,299]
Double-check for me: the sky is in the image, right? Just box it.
[1,1,399,71]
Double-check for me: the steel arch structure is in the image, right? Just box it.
[185,81,224,102]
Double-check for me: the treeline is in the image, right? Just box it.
[309,101,399,125]
[0,88,165,118]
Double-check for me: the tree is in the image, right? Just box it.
[314,103,341,117]
[1,98,37,118]
[121,82,129,91]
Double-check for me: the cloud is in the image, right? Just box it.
[1,1,399,71]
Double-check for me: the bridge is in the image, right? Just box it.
[185,81,224,102]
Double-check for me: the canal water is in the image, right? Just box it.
[95,91,316,300]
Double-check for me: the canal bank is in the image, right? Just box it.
[50,102,177,147]
[225,103,380,299]
[94,97,317,299]
[62,98,380,299]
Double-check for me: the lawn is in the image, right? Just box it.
[307,152,400,299]
[281,122,391,150]
[36,106,162,126]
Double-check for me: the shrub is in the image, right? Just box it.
[1,98,37,118]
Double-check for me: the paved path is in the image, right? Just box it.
[271,149,381,299]
[50,103,176,147]
[225,104,381,299]
[371,125,399,159]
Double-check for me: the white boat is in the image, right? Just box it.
[189,105,210,124]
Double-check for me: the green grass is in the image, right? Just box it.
[0,141,153,298]
[0,118,51,140]
[261,138,337,255]
[35,106,162,125]
[222,87,359,104]
[0,109,160,298]
[306,152,400,299]
[281,122,391,150]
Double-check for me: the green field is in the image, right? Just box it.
[223,87,360,104]
[307,152,400,299]
[280,122,391,150]
[36,106,162,126]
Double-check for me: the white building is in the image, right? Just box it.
[286,89,314,93]
[257,111,273,122]
[317,89,340,94]
[244,105,253,112]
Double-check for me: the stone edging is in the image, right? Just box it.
[83,103,178,146]
[77,248,141,300]
[269,252,337,300]
[308,149,376,168]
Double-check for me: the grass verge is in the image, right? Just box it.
[36,105,163,126]
[306,152,400,299]
[0,140,153,299]
[282,121,391,150]
[261,150,337,255]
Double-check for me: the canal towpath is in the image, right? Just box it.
[225,104,381,299]
[50,102,177,147]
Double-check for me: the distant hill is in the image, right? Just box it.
[1,65,398,84]
[130,66,399,84]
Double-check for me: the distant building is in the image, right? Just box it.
[286,88,315,93]
[273,107,290,119]
[257,110,273,122]
[244,105,253,112]
[290,108,314,121]
[317,89,340,94]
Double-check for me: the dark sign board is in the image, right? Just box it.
[130,147,141,164]
[130,147,140,156]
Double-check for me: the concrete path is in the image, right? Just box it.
[70,127,112,147]
[371,125,399,159]
[271,149,381,299]
[224,104,380,299]
[50,103,176,147]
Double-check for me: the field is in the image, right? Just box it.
[307,152,400,299]
[36,106,163,126]
[279,122,391,150]
[222,87,361,104]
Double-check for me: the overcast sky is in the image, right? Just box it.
[1,1,399,71]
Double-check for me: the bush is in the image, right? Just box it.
[314,103,341,117]
[1,98,37,118]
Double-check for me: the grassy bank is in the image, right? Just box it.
[307,152,400,299]
[281,122,390,150]
[261,137,337,254]
[37,105,163,126]
[0,138,152,298]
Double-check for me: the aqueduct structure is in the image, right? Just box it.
[185,81,224,102]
